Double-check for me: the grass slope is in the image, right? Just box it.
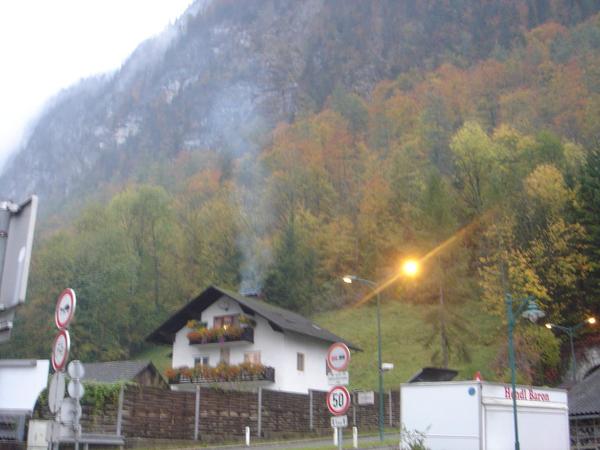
[136,298,505,390]
[315,298,502,390]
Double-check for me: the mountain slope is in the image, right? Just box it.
[2,0,598,213]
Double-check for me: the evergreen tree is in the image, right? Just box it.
[578,147,600,312]
[263,213,318,315]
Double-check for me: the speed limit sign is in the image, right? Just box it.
[327,385,351,415]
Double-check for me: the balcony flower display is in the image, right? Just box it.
[187,324,244,344]
[238,314,257,328]
[165,362,274,384]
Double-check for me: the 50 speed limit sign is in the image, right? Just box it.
[327,386,351,415]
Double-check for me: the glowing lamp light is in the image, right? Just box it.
[342,275,355,284]
[401,259,420,278]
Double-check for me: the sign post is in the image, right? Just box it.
[326,343,351,450]
[49,288,84,449]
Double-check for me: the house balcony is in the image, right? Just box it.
[168,365,275,390]
[187,326,254,346]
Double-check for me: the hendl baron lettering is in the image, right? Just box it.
[504,387,550,402]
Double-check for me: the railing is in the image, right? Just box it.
[173,366,275,385]
[188,326,254,345]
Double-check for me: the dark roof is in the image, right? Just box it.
[83,360,155,384]
[146,285,359,350]
[569,367,600,417]
[408,367,458,383]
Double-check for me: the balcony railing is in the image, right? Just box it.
[170,365,275,385]
[187,326,254,345]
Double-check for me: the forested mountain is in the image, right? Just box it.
[2,0,598,208]
[2,0,600,384]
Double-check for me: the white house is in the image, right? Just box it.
[147,286,357,394]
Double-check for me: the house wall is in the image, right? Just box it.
[134,367,169,389]
[171,295,331,393]
[279,332,329,393]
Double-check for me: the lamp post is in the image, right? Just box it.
[505,293,545,450]
[342,275,384,441]
[545,317,596,382]
[343,260,419,442]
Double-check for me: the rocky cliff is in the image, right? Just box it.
[2,0,598,212]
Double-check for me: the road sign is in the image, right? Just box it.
[68,379,85,400]
[0,196,38,343]
[327,342,351,372]
[67,360,85,379]
[48,371,66,413]
[331,415,348,428]
[357,391,375,405]
[327,371,349,386]
[51,329,70,372]
[59,397,82,425]
[327,386,351,416]
[55,289,76,329]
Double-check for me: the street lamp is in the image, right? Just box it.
[545,317,596,382]
[505,293,545,450]
[343,260,420,442]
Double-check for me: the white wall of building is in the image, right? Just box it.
[401,381,569,450]
[171,295,331,393]
[0,360,50,413]
[278,331,329,393]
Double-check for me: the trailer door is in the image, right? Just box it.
[484,405,569,450]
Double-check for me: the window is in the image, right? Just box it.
[297,353,305,372]
[244,351,261,364]
[194,356,209,367]
[214,315,236,329]
[220,347,230,365]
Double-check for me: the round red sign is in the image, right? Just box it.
[327,342,351,372]
[327,385,351,416]
[55,288,76,329]
[51,329,70,372]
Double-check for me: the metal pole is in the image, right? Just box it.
[376,292,384,442]
[352,391,356,426]
[506,293,520,450]
[194,385,200,440]
[257,387,262,438]
[116,384,124,436]
[398,385,402,445]
[568,329,577,382]
[388,390,393,427]
[309,389,313,431]
[0,204,11,282]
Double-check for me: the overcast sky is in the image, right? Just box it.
[0,0,194,170]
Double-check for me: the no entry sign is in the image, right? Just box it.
[327,342,351,372]
[51,329,70,372]
[55,288,76,329]
[327,385,351,416]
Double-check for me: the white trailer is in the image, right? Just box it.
[401,380,569,450]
